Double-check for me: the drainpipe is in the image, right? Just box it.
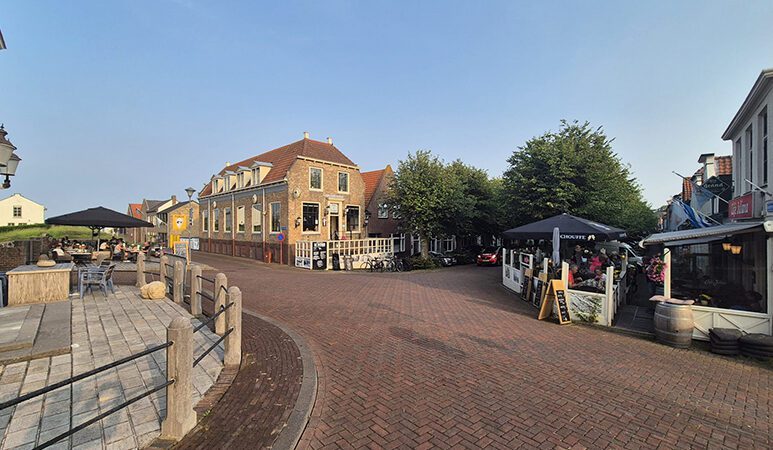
[262,187,266,262]
[208,199,212,253]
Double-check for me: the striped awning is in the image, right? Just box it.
[642,222,764,246]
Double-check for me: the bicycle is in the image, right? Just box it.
[383,255,403,272]
[363,255,385,272]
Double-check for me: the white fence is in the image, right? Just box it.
[295,238,393,270]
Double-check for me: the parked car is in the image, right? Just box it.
[429,251,456,266]
[595,241,644,272]
[476,246,502,266]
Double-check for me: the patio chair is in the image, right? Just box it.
[79,263,116,298]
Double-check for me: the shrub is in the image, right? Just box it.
[409,256,439,270]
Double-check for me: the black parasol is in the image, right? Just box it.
[502,213,626,242]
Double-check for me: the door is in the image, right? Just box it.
[328,202,340,240]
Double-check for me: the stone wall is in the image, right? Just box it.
[0,238,55,271]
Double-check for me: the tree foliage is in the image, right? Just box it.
[502,120,657,237]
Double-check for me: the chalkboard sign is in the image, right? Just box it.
[532,278,544,308]
[555,288,571,324]
[538,279,571,324]
[521,269,532,302]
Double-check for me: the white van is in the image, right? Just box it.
[595,241,644,272]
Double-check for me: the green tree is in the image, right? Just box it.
[389,150,467,257]
[445,161,504,241]
[502,120,656,237]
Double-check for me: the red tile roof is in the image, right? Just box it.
[362,169,385,206]
[128,203,142,219]
[200,138,357,196]
[716,155,732,176]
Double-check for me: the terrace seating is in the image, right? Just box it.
[79,263,116,298]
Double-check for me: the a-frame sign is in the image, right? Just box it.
[538,279,571,324]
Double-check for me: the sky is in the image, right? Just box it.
[1,1,773,217]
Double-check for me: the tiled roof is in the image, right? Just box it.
[682,178,693,202]
[716,155,732,176]
[145,200,166,213]
[362,169,385,206]
[201,138,357,197]
[128,203,142,219]
[158,200,197,214]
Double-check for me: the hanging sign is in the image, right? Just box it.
[728,193,755,219]
[538,279,571,324]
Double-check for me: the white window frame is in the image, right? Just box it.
[224,207,232,232]
[760,108,768,186]
[237,205,245,233]
[252,204,262,234]
[345,205,360,233]
[213,208,220,232]
[391,233,405,253]
[12,206,21,218]
[337,171,349,193]
[302,202,321,234]
[252,168,259,186]
[309,167,323,191]
[270,202,281,234]
[393,205,401,219]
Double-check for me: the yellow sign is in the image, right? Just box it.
[538,279,571,324]
[172,214,187,232]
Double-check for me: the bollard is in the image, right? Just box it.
[160,255,169,294]
[190,265,202,317]
[161,317,196,440]
[224,286,242,367]
[173,260,184,304]
[136,252,146,287]
[214,273,228,335]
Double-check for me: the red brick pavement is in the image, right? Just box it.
[192,252,772,449]
[176,310,303,449]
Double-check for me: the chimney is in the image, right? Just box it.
[171,195,177,204]
[327,137,333,145]
[225,161,231,167]
[303,131,309,139]
[697,153,716,179]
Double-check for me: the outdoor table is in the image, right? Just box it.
[7,263,74,305]
[71,252,93,265]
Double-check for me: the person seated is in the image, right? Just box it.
[51,244,72,262]
[99,241,109,251]
[568,264,581,288]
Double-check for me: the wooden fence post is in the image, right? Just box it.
[160,255,169,293]
[161,317,195,440]
[214,273,228,335]
[224,286,242,367]
[173,260,184,304]
[136,252,146,287]
[190,265,202,317]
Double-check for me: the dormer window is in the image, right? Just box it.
[237,172,245,189]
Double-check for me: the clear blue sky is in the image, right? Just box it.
[2,1,772,217]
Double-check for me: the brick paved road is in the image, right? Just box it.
[193,253,772,449]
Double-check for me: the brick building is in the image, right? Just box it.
[157,200,200,248]
[197,133,367,264]
[126,203,143,243]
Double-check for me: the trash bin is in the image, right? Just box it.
[344,255,353,271]
[332,253,341,271]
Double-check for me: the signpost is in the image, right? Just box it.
[277,232,285,265]
[538,279,571,324]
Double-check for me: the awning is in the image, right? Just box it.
[642,222,764,246]
[502,213,627,241]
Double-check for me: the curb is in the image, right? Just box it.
[243,308,318,450]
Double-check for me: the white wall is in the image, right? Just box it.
[730,86,772,198]
[0,193,45,225]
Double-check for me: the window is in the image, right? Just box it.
[12,206,21,218]
[237,172,245,189]
[345,205,360,232]
[237,206,245,232]
[671,232,767,313]
[302,203,320,233]
[338,172,349,193]
[746,125,753,183]
[391,233,405,253]
[7,223,13,226]
[270,202,281,233]
[309,167,323,190]
[224,207,232,232]
[252,168,259,185]
[734,138,742,195]
[378,203,388,219]
[202,210,209,232]
[393,205,401,219]
[213,209,220,231]
[761,109,768,185]
[412,235,420,252]
[252,204,262,233]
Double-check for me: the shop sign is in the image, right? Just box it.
[702,176,729,195]
[728,193,754,219]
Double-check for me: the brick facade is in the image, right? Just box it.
[197,135,367,265]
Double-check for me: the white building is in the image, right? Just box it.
[0,193,45,226]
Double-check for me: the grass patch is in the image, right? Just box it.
[0,225,113,243]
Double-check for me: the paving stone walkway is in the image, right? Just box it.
[193,252,773,450]
[0,287,225,450]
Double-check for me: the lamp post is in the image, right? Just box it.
[0,125,21,189]
[185,187,196,259]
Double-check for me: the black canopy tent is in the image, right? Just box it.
[502,213,627,242]
[46,206,153,245]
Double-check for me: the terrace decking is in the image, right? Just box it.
[0,286,225,449]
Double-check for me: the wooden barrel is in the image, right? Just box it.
[654,303,694,348]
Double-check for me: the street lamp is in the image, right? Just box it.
[0,125,21,189]
[184,187,196,257]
